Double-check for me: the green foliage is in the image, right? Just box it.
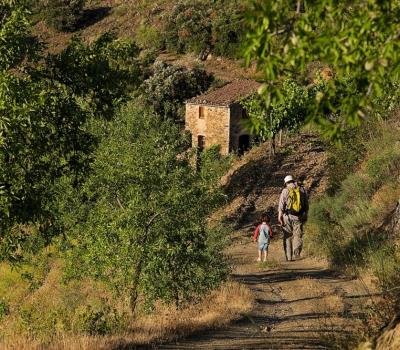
[44,0,85,32]
[210,0,246,58]
[73,304,126,335]
[62,103,229,308]
[326,83,400,191]
[245,0,400,139]
[140,61,213,121]
[135,23,164,50]
[165,0,212,54]
[305,116,400,270]
[0,74,94,261]
[164,0,247,57]
[240,79,310,139]
[0,0,41,70]
[44,33,145,119]
[0,5,147,262]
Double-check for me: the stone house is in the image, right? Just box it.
[185,79,262,155]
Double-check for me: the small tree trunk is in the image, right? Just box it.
[296,0,301,14]
[130,259,143,312]
[269,134,276,159]
[130,213,163,313]
[279,129,283,147]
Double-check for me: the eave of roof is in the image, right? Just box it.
[186,79,262,106]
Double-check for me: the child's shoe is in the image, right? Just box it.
[257,257,261,262]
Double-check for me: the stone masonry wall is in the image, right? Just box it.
[185,104,230,155]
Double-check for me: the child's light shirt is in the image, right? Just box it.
[258,222,271,244]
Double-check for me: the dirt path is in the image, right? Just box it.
[160,134,369,350]
[161,235,367,350]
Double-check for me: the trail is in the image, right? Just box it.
[161,134,369,350]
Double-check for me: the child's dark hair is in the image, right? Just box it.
[260,213,270,223]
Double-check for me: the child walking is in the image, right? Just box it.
[253,214,273,262]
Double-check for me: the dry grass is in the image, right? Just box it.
[0,281,253,350]
[376,322,400,350]
[370,183,400,229]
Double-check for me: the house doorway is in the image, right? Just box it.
[238,134,250,155]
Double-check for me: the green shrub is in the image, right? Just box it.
[135,23,164,50]
[165,1,212,54]
[73,304,126,335]
[45,0,85,32]
[305,115,400,270]
[164,0,247,57]
[211,1,247,58]
[140,61,213,121]
[18,303,67,338]
[62,103,229,310]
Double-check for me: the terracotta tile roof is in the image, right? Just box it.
[186,79,262,106]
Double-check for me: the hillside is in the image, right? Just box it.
[34,1,170,53]
[158,133,373,349]
[32,0,257,81]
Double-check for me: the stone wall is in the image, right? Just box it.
[185,103,230,155]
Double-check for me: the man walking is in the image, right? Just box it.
[278,175,309,261]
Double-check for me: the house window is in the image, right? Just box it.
[198,135,206,151]
[199,106,205,119]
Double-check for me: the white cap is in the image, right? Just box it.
[284,175,294,184]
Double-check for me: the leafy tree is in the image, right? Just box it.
[241,79,310,155]
[0,0,41,71]
[44,0,85,32]
[164,0,248,58]
[140,61,213,121]
[211,0,247,58]
[165,0,212,55]
[44,33,146,120]
[62,103,229,310]
[244,0,400,140]
[0,76,94,262]
[0,3,146,261]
